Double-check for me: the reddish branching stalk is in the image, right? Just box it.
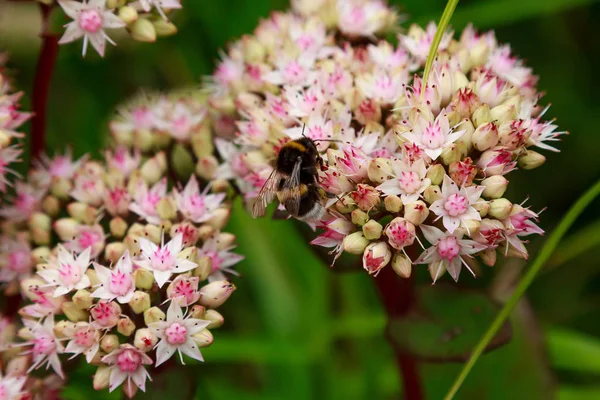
[30,3,59,161]
[373,267,423,400]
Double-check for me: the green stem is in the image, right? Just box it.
[445,177,600,400]
[421,0,459,95]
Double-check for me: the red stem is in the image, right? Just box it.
[373,266,424,400]
[30,3,59,161]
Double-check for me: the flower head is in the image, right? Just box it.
[136,233,197,287]
[92,250,135,304]
[102,344,153,393]
[37,246,91,297]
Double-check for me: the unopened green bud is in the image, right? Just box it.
[130,291,151,314]
[488,198,512,220]
[29,212,51,232]
[197,224,215,241]
[351,209,369,226]
[192,329,214,348]
[130,18,156,42]
[480,248,497,267]
[215,232,236,250]
[144,224,162,244]
[110,217,128,238]
[481,175,508,199]
[423,185,442,204]
[93,366,111,390]
[472,122,499,151]
[342,231,369,255]
[367,158,393,184]
[104,242,126,263]
[190,127,214,158]
[32,247,51,264]
[6,356,30,376]
[118,5,138,24]
[53,218,79,241]
[117,317,136,336]
[101,335,120,353]
[473,201,490,217]
[204,309,224,329]
[134,328,157,352]
[171,144,195,179]
[426,164,445,186]
[53,320,75,338]
[140,152,166,184]
[391,253,412,278]
[133,268,154,290]
[208,208,231,230]
[441,144,462,165]
[490,103,516,125]
[336,196,356,214]
[42,196,60,216]
[73,289,93,310]
[195,156,219,181]
[62,302,89,322]
[144,306,165,325]
[153,19,177,36]
[362,219,382,240]
[67,202,88,222]
[86,269,101,286]
[518,150,546,170]
[190,305,206,319]
[193,256,212,280]
[51,177,72,199]
[384,195,402,213]
[404,201,429,225]
[199,281,236,308]
[471,104,492,127]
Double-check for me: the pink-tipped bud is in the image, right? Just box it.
[384,195,403,213]
[199,281,236,308]
[384,217,416,250]
[367,158,393,184]
[423,185,442,204]
[362,242,392,275]
[450,88,481,119]
[143,306,166,325]
[73,289,93,310]
[192,329,214,348]
[351,184,381,211]
[518,150,546,170]
[403,201,429,225]
[91,301,121,329]
[130,18,156,42]
[208,208,231,230]
[53,218,79,241]
[134,328,157,352]
[480,248,497,267]
[130,291,151,314]
[140,152,166,184]
[204,309,224,329]
[93,366,111,390]
[472,122,499,151]
[362,220,383,240]
[391,253,412,278]
[104,242,126,264]
[488,198,513,220]
[196,156,219,181]
[355,99,382,124]
[426,164,445,186]
[481,175,508,199]
[118,6,138,24]
[342,231,370,255]
[117,317,136,336]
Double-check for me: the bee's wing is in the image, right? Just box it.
[280,157,303,217]
[251,169,281,218]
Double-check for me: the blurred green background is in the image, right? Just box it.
[2,0,600,398]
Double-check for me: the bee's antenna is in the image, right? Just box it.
[312,138,344,143]
[301,123,307,138]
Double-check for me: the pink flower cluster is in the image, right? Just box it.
[206,0,562,282]
[0,54,31,195]
[57,0,182,57]
[0,92,242,397]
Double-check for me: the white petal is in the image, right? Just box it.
[116,250,133,274]
[102,11,126,29]
[153,270,172,288]
[108,367,127,392]
[91,286,114,300]
[54,286,71,297]
[167,234,183,254]
[166,301,183,322]
[58,0,84,19]
[174,259,197,273]
[155,340,175,367]
[88,0,106,9]
[428,200,445,216]
[180,338,203,362]
[131,367,150,391]
[185,319,211,335]
[85,343,100,363]
[58,23,84,44]
[420,225,445,244]
[93,262,111,283]
[442,216,460,234]
[37,269,59,284]
[414,246,437,265]
[376,179,402,196]
[117,291,135,304]
[441,175,456,195]
[49,354,64,379]
[88,32,106,57]
[138,238,158,259]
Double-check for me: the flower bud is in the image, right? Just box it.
[391,252,412,278]
[488,198,513,220]
[480,248,497,267]
[208,208,231,230]
[73,289,93,310]
[91,301,121,329]
[193,256,213,281]
[471,104,492,127]
[62,302,89,322]
[342,231,369,255]
[144,224,162,245]
[196,156,219,181]
[351,184,381,211]
[54,320,75,338]
[67,202,88,222]
[156,197,177,221]
[426,164,445,186]
[6,355,30,376]
[367,158,393,184]
[473,201,490,218]
[490,103,516,124]
[140,152,166,184]
[215,232,236,250]
[42,196,60,217]
[31,227,50,246]
[32,247,51,264]
[130,18,156,42]
[351,209,369,226]
[362,220,383,240]
[93,366,111,390]
[117,317,136,336]
[199,281,236,308]
[130,291,151,314]
[189,305,206,319]
[355,99,382,124]
[133,268,154,290]
[118,5,137,24]
[53,218,79,241]
[144,306,166,325]
[18,327,33,341]
[335,196,356,214]
[197,224,216,241]
[134,328,157,352]
[362,242,392,275]
[190,128,214,158]
[481,175,508,199]
[441,144,462,165]
[192,329,214,348]
[86,269,101,286]
[472,122,499,151]
[100,334,120,354]
[153,19,177,36]
[518,150,546,170]
[384,195,402,213]
[384,217,416,250]
[104,242,126,263]
[404,201,429,225]
[423,185,442,204]
[51,177,72,199]
[110,217,128,238]
[204,309,224,329]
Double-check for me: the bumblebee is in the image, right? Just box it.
[252,136,329,221]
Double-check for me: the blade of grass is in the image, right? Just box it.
[545,218,600,270]
[445,177,600,400]
[421,0,459,93]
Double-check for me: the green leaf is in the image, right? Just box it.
[547,327,600,374]
[546,218,600,270]
[559,386,600,400]
[388,285,511,361]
